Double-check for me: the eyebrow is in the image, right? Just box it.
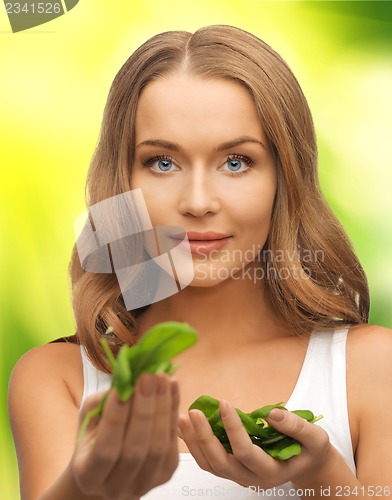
[136,137,266,151]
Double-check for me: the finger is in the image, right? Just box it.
[219,400,278,478]
[219,400,254,456]
[109,373,158,483]
[75,389,133,488]
[161,378,181,473]
[138,375,174,470]
[148,374,173,453]
[135,375,180,491]
[187,408,250,482]
[266,409,329,451]
[169,378,180,441]
[156,379,181,482]
[178,411,211,472]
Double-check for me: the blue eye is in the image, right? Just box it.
[227,159,242,172]
[141,155,179,175]
[157,159,173,171]
[222,155,253,174]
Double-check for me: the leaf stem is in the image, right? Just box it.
[76,390,110,444]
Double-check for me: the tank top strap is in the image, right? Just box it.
[286,327,356,475]
[79,345,112,410]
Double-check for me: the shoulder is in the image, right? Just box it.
[346,323,392,367]
[346,323,392,409]
[345,324,392,481]
[344,324,392,454]
[8,343,86,498]
[9,341,84,408]
[10,341,83,376]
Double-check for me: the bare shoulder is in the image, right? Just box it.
[344,324,392,457]
[9,341,84,408]
[346,323,392,406]
[346,327,392,483]
[8,342,84,499]
[347,323,392,364]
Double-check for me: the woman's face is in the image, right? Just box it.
[131,73,277,286]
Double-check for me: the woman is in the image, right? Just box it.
[8,25,392,499]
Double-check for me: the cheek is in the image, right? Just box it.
[130,176,166,224]
[244,211,273,247]
[233,187,276,235]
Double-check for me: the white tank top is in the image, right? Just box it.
[79,327,356,498]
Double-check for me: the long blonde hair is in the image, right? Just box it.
[69,25,369,372]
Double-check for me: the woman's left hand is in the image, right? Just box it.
[178,400,335,490]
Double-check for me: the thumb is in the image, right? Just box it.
[266,409,327,449]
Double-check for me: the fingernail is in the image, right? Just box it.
[219,400,231,418]
[178,413,187,428]
[140,374,156,397]
[189,410,201,429]
[268,408,285,422]
[157,375,168,395]
[171,380,179,399]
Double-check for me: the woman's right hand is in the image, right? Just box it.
[70,373,179,500]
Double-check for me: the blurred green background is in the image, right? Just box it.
[1,1,391,498]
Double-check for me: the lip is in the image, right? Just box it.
[185,231,231,241]
[171,231,232,255]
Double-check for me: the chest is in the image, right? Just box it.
[174,337,309,417]
[174,337,309,453]
[174,335,360,457]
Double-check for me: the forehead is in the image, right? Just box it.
[135,73,264,144]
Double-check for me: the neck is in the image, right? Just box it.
[136,263,290,348]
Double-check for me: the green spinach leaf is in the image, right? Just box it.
[77,321,197,443]
[189,395,322,461]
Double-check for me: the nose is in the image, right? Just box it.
[177,165,220,217]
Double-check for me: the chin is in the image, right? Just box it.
[187,276,226,288]
[186,263,236,288]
